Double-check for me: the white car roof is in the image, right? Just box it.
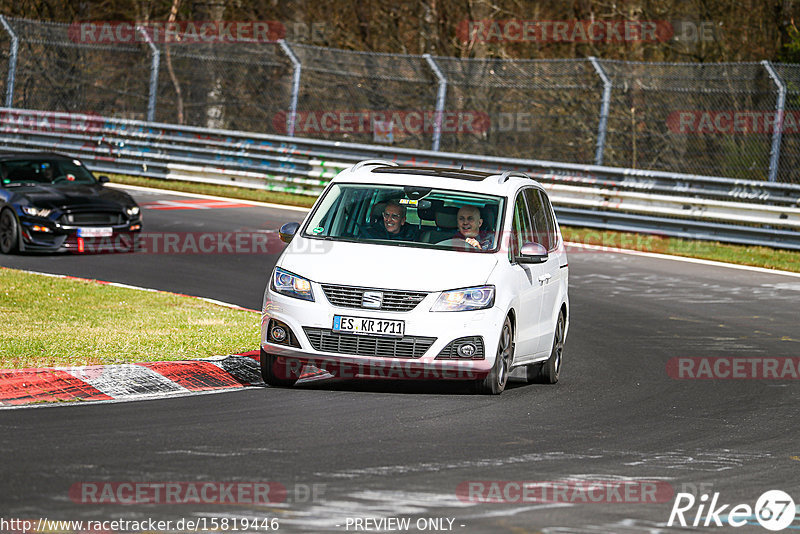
[331,161,546,198]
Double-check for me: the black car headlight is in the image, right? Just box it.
[22,206,52,218]
[126,206,140,217]
[271,267,314,302]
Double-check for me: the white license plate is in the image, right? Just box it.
[77,227,113,237]
[333,315,405,336]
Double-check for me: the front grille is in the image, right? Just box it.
[321,284,428,312]
[303,328,435,359]
[60,212,124,225]
[436,336,485,360]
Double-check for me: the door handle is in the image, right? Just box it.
[537,273,551,283]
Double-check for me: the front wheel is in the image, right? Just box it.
[260,348,299,387]
[527,312,564,384]
[475,316,513,395]
[0,209,20,254]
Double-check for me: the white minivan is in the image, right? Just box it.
[261,160,569,394]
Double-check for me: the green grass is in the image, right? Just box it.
[561,227,800,273]
[108,173,317,208]
[0,268,259,369]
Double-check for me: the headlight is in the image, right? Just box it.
[431,285,495,312]
[22,206,52,217]
[126,206,140,217]
[271,267,314,302]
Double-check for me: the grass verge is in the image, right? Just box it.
[561,227,799,273]
[0,268,259,369]
[108,173,317,208]
[110,174,800,274]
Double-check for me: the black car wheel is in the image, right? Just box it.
[260,348,299,387]
[476,316,513,395]
[527,311,564,384]
[0,209,20,254]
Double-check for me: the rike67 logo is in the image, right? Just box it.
[668,490,796,531]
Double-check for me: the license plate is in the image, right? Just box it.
[77,227,113,237]
[333,315,405,336]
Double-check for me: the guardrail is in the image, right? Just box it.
[2,107,800,250]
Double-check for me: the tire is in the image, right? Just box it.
[260,348,299,387]
[527,311,565,384]
[475,316,513,395]
[0,209,20,254]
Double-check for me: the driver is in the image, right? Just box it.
[363,200,418,241]
[40,163,54,182]
[456,205,493,249]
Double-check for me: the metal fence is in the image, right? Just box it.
[3,15,800,184]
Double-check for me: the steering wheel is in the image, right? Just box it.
[436,237,477,250]
[51,176,70,183]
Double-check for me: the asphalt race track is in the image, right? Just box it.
[1,186,799,533]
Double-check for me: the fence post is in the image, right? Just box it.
[589,56,612,166]
[278,40,301,137]
[762,60,785,183]
[0,15,19,108]
[137,26,159,122]
[424,54,447,152]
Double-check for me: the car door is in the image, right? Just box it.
[508,188,547,360]
[525,188,562,354]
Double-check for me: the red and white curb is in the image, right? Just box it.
[0,350,265,407]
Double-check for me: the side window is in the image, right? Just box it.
[523,188,549,250]
[538,190,558,252]
[510,192,533,261]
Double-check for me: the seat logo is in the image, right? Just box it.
[362,291,383,309]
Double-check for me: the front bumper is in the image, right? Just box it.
[261,287,506,381]
[19,215,142,253]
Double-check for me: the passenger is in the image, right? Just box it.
[363,200,418,241]
[456,205,493,249]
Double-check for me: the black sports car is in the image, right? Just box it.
[0,152,142,253]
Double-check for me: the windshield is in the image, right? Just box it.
[303,183,505,252]
[0,158,97,186]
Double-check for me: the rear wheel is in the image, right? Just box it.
[527,312,564,384]
[0,209,20,254]
[260,348,299,387]
[475,316,513,395]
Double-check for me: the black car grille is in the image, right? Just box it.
[60,212,124,225]
[320,284,428,312]
[436,336,485,360]
[303,328,435,359]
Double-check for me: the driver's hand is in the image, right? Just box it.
[465,237,480,249]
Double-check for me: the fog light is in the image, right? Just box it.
[270,325,288,343]
[458,343,477,357]
[130,224,141,231]
[31,225,52,233]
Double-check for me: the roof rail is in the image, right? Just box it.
[496,170,531,183]
[351,159,398,172]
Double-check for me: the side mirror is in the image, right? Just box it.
[97,175,110,184]
[279,222,300,243]
[516,242,548,264]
